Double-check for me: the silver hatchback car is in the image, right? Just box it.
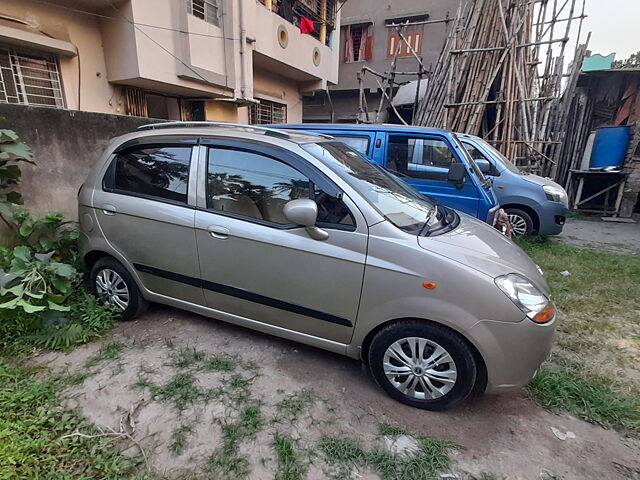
[78,122,556,411]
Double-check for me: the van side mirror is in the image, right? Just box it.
[283,199,329,241]
[475,159,492,174]
[447,163,466,189]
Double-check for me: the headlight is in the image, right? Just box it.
[542,185,568,207]
[495,273,554,323]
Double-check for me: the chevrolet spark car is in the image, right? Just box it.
[78,122,556,411]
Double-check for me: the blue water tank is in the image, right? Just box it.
[590,125,631,169]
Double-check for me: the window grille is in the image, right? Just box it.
[250,99,287,124]
[0,45,65,107]
[187,0,220,26]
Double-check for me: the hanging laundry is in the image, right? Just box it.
[300,16,315,34]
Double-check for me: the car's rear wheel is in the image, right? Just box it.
[368,321,477,410]
[90,257,148,321]
[505,208,534,236]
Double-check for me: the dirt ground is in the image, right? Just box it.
[34,305,640,480]
[555,216,640,254]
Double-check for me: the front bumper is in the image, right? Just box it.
[486,204,501,226]
[537,202,569,236]
[466,310,556,392]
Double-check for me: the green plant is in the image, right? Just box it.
[528,368,640,433]
[0,357,143,479]
[0,204,79,266]
[273,433,307,480]
[0,247,76,313]
[0,126,33,206]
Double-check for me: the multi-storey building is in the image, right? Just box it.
[0,0,340,123]
[303,0,458,123]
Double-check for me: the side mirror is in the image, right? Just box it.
[283,199,329,241]
[447,163,466,189]
[475,159,492,174]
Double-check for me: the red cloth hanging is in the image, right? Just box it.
[300,16,315,34]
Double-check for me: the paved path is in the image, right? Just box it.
[554,216,639,254]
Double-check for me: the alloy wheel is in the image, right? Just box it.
[507,213,528,236]
[382,337,458,400]
[95,268,130,311]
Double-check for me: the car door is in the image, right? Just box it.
[193,140,368,344]
[383,133,481,216]
[92,140,204,305]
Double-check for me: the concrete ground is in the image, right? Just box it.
[35,305,640,480]
[555,216,640,254]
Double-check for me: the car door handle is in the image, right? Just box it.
[100,204,117,216]
[207,225,230,239]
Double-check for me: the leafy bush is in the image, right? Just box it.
[0,246,76,313]
[0,288,116,354]
[0,204,79,265]
[0,126,33,205]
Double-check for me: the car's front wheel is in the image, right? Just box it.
[90,257,148,321]
[505,208,534,236]
[368,321,477,411]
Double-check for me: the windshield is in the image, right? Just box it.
[301,142,440,234]
[476,138,520,174]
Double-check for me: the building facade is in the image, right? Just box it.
[303,0,459,123]
[0,0,340,123]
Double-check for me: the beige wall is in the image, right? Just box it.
[253,67,303,123]
[2,0,340,123]
[205,101,238,122]
[0,0,121,114]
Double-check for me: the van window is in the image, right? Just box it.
[386,135,458,181]
[207,148,355,228]
[334,135,370,156]
[106,146,192,203]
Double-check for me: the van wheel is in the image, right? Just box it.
[90,258,148,321]
[505,208,533,236]
[368,321,477,411]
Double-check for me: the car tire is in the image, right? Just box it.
[368,320,477,411]
[90,257,148,321]
[505,208,534,236]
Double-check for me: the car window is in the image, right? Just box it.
[206,147,354,228]
[334,135,370,156]
[106,146,192,203]
[386,135,459,181]
[462,142,487,161]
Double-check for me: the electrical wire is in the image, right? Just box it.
[106,1,214,87]
[28,0,240,40]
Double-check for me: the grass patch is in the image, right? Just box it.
[84,341,124,369]
[205,405,266,480]
[320,426,452,480]
[166,346,236,373]
[528,368,640,432]
[145,373,218,412]
[0,289,116,355]
[516,238,640,433]
[515,238,640,316]
[0,357,142,479]
[273,433,307,480]
[274,389,316,424]
[170,424,195,456]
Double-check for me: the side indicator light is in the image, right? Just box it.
[532,303,555,324]
[422,281,437,290]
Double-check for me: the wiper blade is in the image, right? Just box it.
[418,206,437,236]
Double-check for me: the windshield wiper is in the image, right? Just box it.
[418,206,437,236]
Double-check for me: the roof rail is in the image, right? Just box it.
[137,121,291,139]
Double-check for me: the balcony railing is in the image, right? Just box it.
[258,0,337,45]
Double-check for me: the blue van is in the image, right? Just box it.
[272,124,500,225]
[458,134,569,236]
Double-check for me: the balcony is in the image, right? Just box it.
[257,0,337,45]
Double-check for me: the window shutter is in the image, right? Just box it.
[364,26,374,60]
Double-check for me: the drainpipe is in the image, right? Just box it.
[319,0,327,44]
[239,0,248,99]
